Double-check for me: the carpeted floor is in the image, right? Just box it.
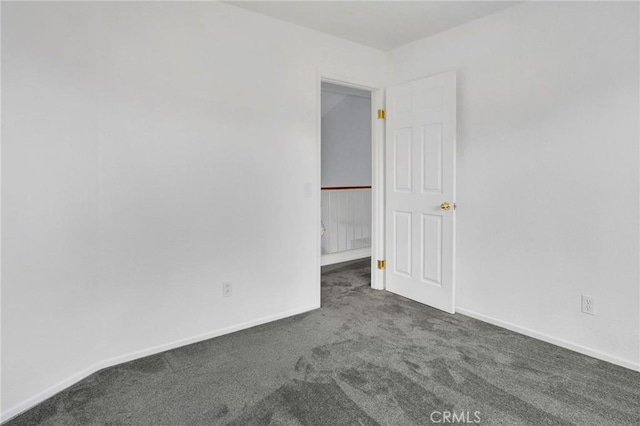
[7,258,640,425]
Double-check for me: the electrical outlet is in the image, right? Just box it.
[581,295,595,315]
[223,281,233,298]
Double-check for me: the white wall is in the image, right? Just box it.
[321,91,371,187]
[1,1,384,418]
[387,1,640,368]
[2,3,104,416]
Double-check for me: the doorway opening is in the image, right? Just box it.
[316,75,384,309]
[320,82,372,266]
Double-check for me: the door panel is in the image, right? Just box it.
[385,72,456,313]
[421,214,442,286]
[393,128,412,192]
[422,124,443,193]
[394,211,412,277]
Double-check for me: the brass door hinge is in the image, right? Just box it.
[377,259,386,270]
[377,109,386,120]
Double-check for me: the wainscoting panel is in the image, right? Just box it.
[321,188,371,258]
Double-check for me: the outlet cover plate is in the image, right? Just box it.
[223,281,233,298]
[581,295,595,315]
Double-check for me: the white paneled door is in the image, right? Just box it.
[385,72,456,313]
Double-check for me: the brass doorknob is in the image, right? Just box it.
[440,201,451,211]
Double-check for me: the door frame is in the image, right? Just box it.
[316,72,385,307]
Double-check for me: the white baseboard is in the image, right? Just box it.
[321,247,371,266]
[456,307,640,372]
[0,304,319,424]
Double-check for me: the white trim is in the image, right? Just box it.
[319,72,379,93]
[315,72,323,309]
[317,72,383,291]
[0,304,318,424]
[371,88,385,291]
[321,247,372,266]
[456,307,640,372]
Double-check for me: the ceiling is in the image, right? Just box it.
[226,1,522,51]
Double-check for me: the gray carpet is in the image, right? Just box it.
[7,258,640,425]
